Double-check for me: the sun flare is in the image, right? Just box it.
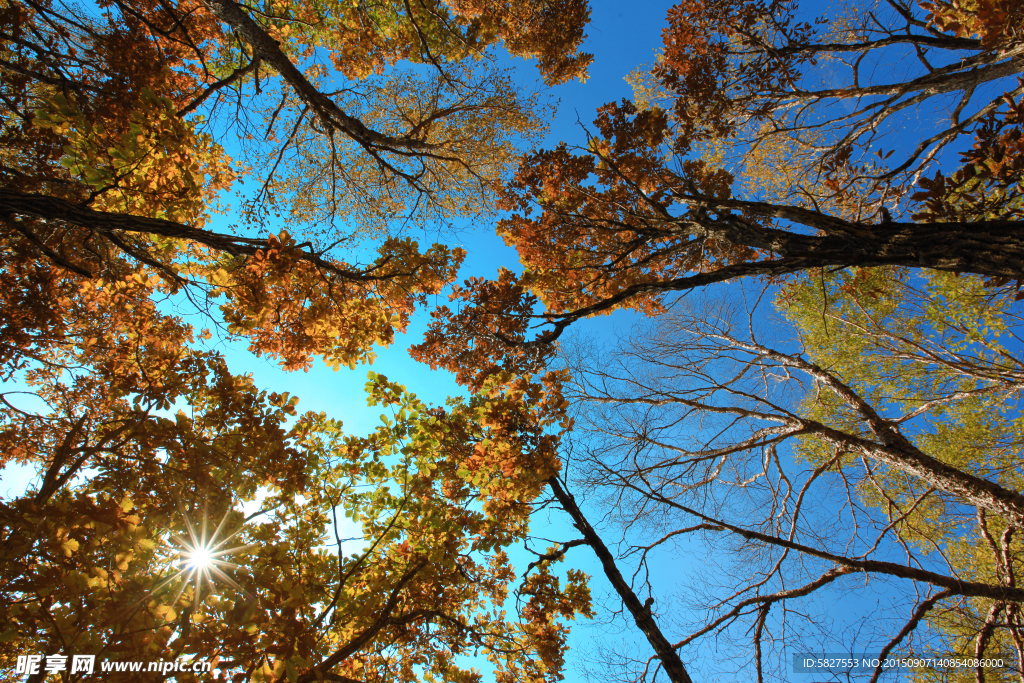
[149,507,257,612]
[183,545,214,570]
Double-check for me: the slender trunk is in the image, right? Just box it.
[547,477,695,683]
[775,44,1024,102]
[722,336,1024,525]
[0,189,387,281]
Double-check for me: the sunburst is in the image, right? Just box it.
[151,505,258,612]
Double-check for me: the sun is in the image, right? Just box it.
[150,506,257,612]
[183,544,214,570]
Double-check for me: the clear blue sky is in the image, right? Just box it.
[205,0,679,435]
[0,2,679,679]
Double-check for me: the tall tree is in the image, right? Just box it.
[413,0,1024,388]
[403,1,1024,679]
[781,267,1024,682]
[631,0,1024,208]
[0,303,590,681]
[1,0,593,370]
[0,0,596,679]
[550,268,1024,681]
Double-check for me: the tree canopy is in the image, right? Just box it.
[3,0,1024,681]
[414,0,1024,390]
[0,0,592,680]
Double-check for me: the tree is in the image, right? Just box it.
[0,0,597,679]
[548,267,1024,682]
[780,267,1024,682]
[0,306,591,681]
[412,0,1024,389]
[632,0,1024,209]
[1,0,596,370]
[399,7,1024,673]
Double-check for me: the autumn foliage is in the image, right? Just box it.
[0,0,596,680]
[417,0,1024,388]
[4,0,1024,680]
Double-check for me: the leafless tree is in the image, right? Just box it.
[541,282,1024,682]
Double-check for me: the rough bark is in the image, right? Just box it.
[533,212,1024,342]
[692,206,1024,279]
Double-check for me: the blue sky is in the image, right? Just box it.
[0,2,899,680]
[182,0,680,436]
[200,5,687,680]
[206,4,696,680]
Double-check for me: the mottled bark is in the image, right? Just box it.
[772,44,1024,103]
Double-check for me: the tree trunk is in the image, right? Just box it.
[547,478,696,683]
